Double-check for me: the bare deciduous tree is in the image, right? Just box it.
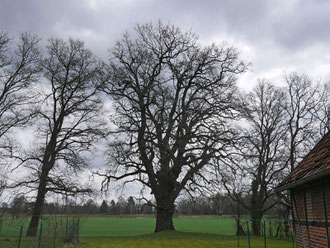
[274,73,324,227]
[274,73,327,235]
[13,38,106,236]
[238,81,287,235]
[100,22,247,232]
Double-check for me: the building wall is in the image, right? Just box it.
[292,179,330,248]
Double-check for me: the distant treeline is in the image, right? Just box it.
[0,195,153,216]
[1,193,279,217]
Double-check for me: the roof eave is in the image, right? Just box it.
[275,167,330,192]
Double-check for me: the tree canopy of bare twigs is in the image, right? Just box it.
[284,72,325,171]
[0,30,41,197]
[100,22,247,232]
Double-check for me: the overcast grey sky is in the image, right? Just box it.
[2,0,330,201]
[2,0,330,90]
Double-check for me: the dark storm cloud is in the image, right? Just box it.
[1,0,329,84]
[2,0,330,49]
[266,0,330,50]
[165,0,330,51]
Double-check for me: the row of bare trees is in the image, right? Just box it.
[221,76,328,235]
[0,22,328,236]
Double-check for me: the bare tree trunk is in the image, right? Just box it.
[250,179,263,236]
[251,209,262,236]
[26,176,47,236]
[154,195,175,232]
[251,219,261,236]
[283,208,290,238]
[155,205,175,232]
[236,224,246,236]
[234,199,246,236]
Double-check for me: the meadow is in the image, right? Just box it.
[80,215,237,237]
[0,216,295,248]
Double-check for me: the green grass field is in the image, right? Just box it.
[0,216,295,248]
[0,215,238,237]
[80,215,238,237]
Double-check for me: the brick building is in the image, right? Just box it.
[277,131,330,248]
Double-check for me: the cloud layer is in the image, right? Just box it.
[2,0,330,89]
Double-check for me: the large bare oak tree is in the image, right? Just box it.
[101,22,247,232]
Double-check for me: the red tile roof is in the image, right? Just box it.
[278,131,330,188]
